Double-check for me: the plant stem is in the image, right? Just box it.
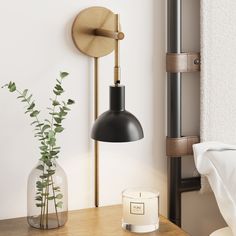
[40,181,46,229]
[39,163,46,228]
[45,79,61,227]
[16,89,48,228]
[46,177,49,229]
[42,188,47,228]
[16,89,45,140]
[51,175,60,226]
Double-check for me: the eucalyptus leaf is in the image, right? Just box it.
[36,165,44,171]
[48,196,55,200]
[67,99,75,105]
[39,175,47,179]
[30,110,40,117]
[8,82,16,92]
[50,150,59,156]
[39,146,47,151]
[47,138,56,146]
[53,186,60,191]
[53,89,60,96]
[54,117,62,123]
[39,137,46,141]
[56,201,63,208]
[22,89,28,96]
[42,124,50,132]
[60,71,69,78]
[47,169,55,174]
[28,102,35,110]
[30,121,38,125]
[52,100,60,106]
[27,94,32,102]
[55,84,63,92]
[35,196,42,201]
[48,130,55,139]
[36,181,43,188]
[56,194,63,199]
[55,126,64,133]
[63,106,70,111]
[45,160,52,167]
[44,119,51,124]
[59,108,67,117]
[36,203,45,207]
[49,112,58,116]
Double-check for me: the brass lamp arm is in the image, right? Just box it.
[94,28,125,40]
[94,14,123,86]
[114,14,121,86]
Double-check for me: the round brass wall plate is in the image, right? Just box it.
[72,7,116,58]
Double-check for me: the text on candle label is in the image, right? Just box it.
[130,202,145,215]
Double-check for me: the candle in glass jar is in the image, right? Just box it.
[122,188,159,233]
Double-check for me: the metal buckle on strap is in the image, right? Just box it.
[166,52,200,73]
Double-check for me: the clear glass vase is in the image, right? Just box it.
[27,160,68,229]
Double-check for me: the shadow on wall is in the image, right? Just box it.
[152,0,167,216]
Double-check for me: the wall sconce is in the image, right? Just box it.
[72,6,144,206]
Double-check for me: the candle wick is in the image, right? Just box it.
[140,192,141,197]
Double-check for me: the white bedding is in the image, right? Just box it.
[210,227,232,236]
[193,142,236,235]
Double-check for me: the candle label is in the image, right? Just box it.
[130,202,145,215]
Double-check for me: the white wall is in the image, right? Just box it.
[0,0,167,220]
[0,0,227,235]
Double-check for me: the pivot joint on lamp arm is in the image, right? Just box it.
[94,28,125,40]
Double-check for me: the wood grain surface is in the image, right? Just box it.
[0,205,190,236]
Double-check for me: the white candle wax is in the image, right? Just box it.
[122,189,159,227]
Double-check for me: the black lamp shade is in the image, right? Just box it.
[91,85,144,142]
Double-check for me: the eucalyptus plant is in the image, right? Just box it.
[2,72,74,228]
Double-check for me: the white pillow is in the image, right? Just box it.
[193,142,236,235]
[210,227,232,236]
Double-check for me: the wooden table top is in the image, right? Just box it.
[0,205,189,236]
